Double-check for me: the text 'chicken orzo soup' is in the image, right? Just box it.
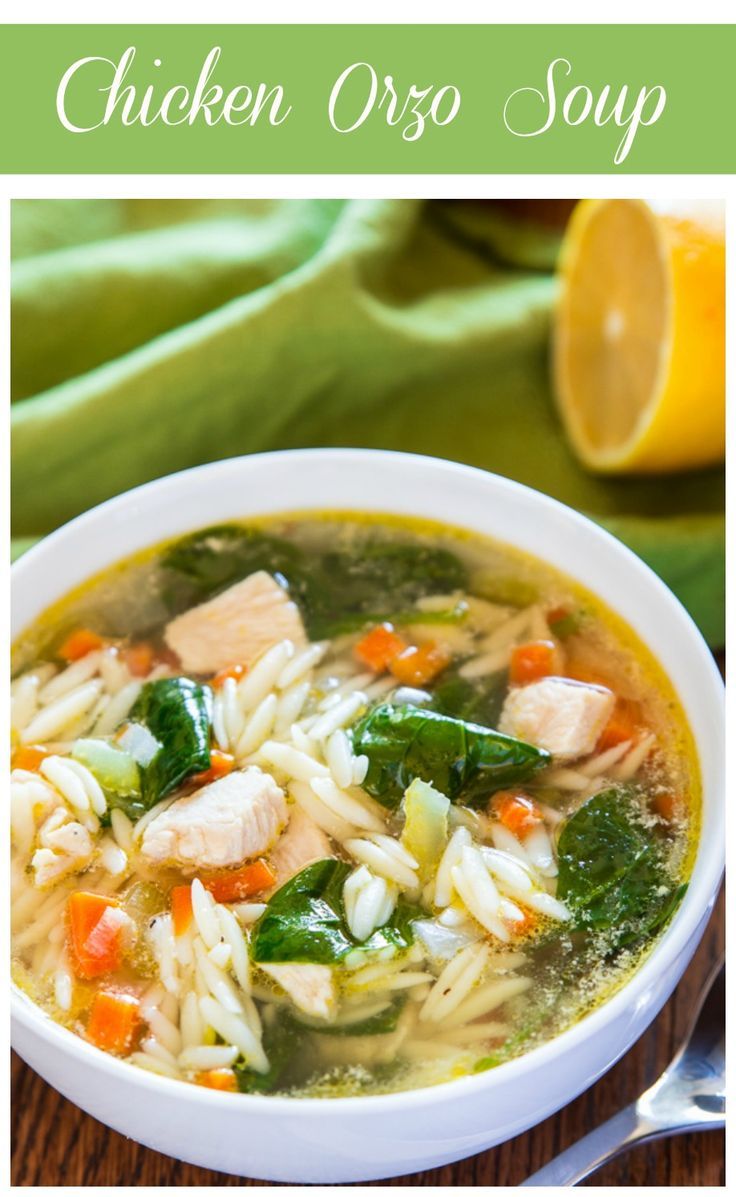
[11,514,698,1097]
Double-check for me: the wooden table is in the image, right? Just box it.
[11,886,723,1187]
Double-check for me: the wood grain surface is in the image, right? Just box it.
[11,885,724,1188]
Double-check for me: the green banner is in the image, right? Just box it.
[0,24,734,173]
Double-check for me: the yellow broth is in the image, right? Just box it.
[11,513,698,1097]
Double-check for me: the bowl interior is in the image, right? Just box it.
[11,448,724,1115]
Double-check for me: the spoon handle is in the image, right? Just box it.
[521,1104,725,1187]
[519,1102,695,1187]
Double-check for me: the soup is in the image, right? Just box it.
[11,513,697,1098]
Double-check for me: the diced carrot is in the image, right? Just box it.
[492,791,542,838]
[86,989,141,1054]
[596,700,642,752]
[597,716,632,751]
[509,640,556,685]
[67,892,126,980]
[11,745,50,772]
[201,859,276,904]
[195,1068,238,1092]
[212,663,247,689]
[654,792,677,822]
[389,641,451,687]
[354,624,408,673]
[58,628,105,662]
[171,885,193,937]
[511,908,538,938]
[547,606,569,626]
[192,749,235,787]
[121,642,155,678]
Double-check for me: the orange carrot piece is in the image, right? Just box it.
[122,642,155,678]
[596,700,642,752]
[67,892,124,980]
[196,1068,238,1092]
[493,792,542,838]
[546,606,569,626]
[654,792,677,822]
[192,749,235,787]
[389,642,451,687]
[511,908,538,938]
[201,859,276,904]
[58,628,105,662]
[212,664,247,689]
[597,717,633,751]
[11,745,50,772]
[509,640,556,686]
[171,885,194,937]
[354,624,407,673]
[86,990,141,1054]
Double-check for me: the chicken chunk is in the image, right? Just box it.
[499,676,615,762]
[11,770,63,855]
[31,808,94,887]
[260,962,336,1021]
[164,570,306,675]
[269,806,334,886]
[141,767,287,870]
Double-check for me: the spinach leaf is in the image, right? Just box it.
[431,667,508,728]
[251,859,351,964]
[129,677,212,810]
[557,788,686,947]
[351,703,549,810]
[161,526,468,641]
[161,525,312,614]
[303,543,468,639]
[362,898,423,954]
[235,1013,302,1094]
[250,859,418,965]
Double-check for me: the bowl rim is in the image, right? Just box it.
[11,447,724,1117]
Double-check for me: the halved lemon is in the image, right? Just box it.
[553,199,725,474]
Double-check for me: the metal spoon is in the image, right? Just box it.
[520,958,725,1186]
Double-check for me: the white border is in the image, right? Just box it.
[2,7,732,1189]
[6,1,736,22]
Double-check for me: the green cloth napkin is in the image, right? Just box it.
[11,198,724,647]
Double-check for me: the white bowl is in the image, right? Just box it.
[11,449,724,1183]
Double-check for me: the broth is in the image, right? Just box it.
[11,513,697,1098]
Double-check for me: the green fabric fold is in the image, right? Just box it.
[11,198,724,647]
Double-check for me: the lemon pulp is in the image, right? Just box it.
[553,199,725,474]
